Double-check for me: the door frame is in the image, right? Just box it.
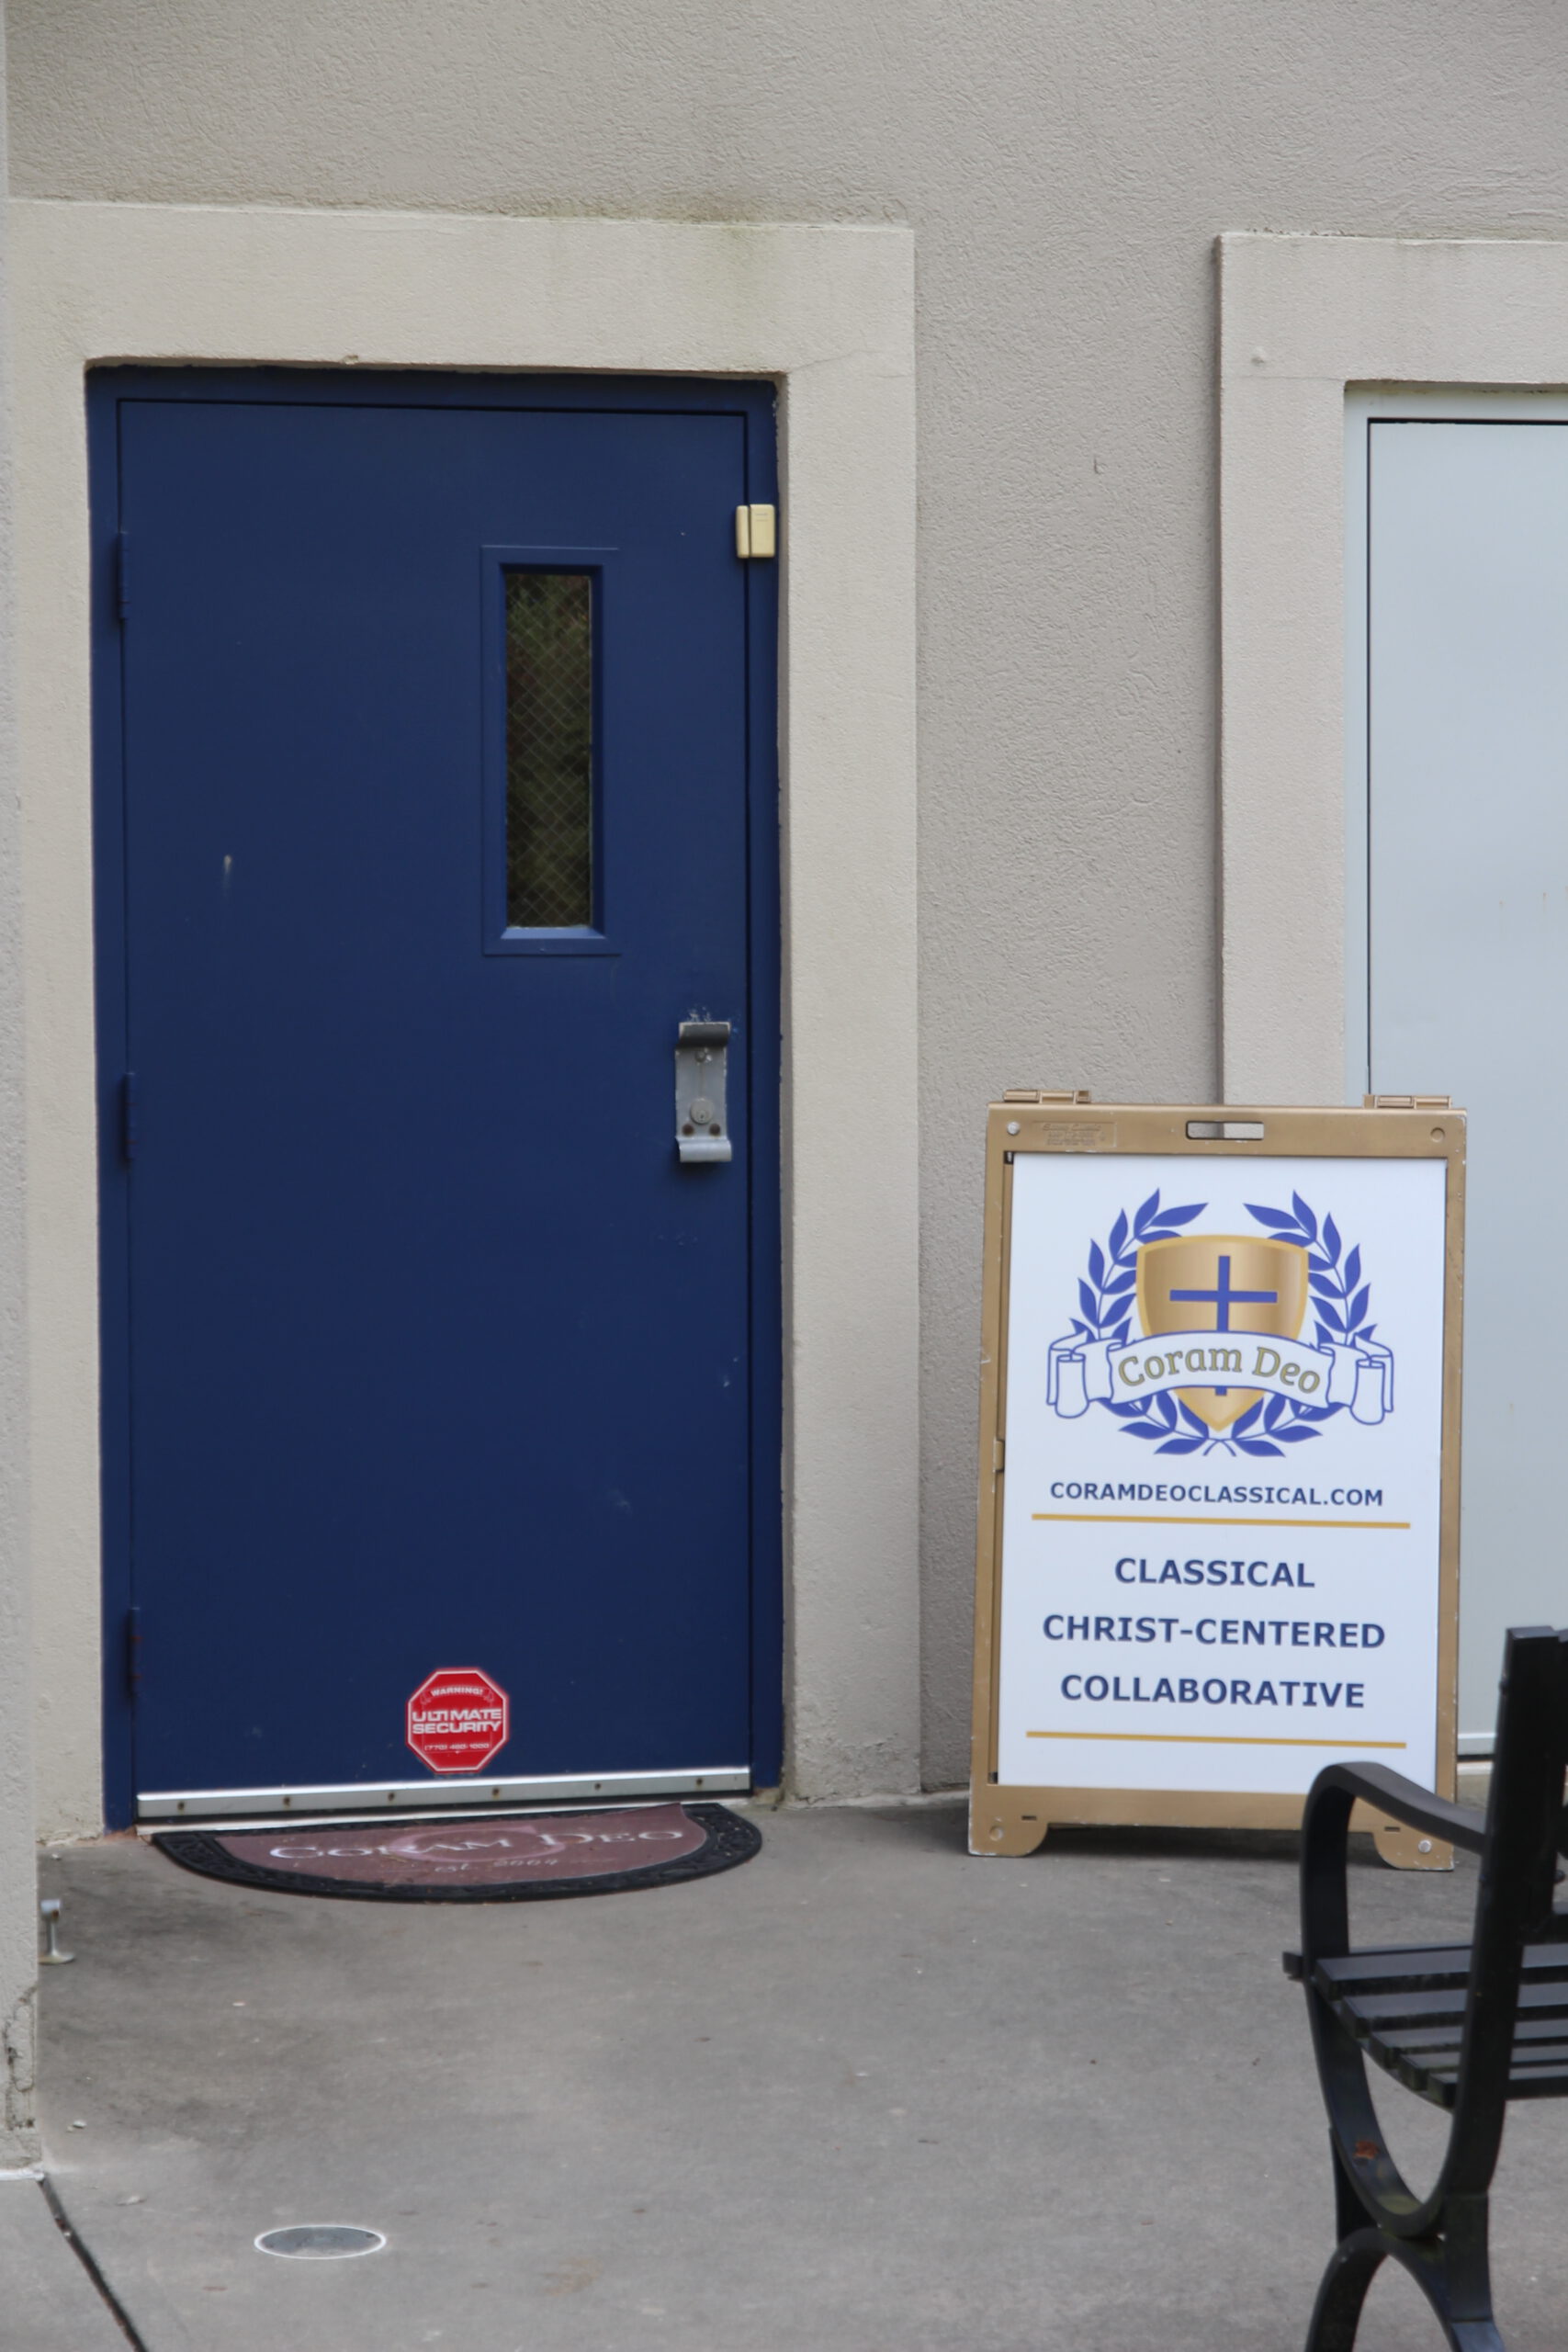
[1217,231,1568,1105]
[1341,389,1568,1751]
[1217,238,1568,1763]
[1342,387,1568,1106]
[89,366,783,1826]
[11,202,919,1840]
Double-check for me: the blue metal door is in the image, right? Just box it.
[92,373,780,1815]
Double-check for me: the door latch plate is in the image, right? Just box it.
[676,1021,732,1163]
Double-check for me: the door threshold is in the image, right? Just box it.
[135,1797,730,1838]
[136,1766,750,1823]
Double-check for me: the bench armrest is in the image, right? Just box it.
[1310,1759,1486,1856]
[1298,1759,1485,1984]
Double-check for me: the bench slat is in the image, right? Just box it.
[1314,1941,1568,1996]
[1506,2068,1568,2100]
[1314,1943,1473,1992]
[1391,2014,1568,2053]
[1337,1980,1568,2030]
[1423,2044,1568,2078]
[1332,1995,1568,2110]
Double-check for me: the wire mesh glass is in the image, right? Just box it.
[505,571,593,929]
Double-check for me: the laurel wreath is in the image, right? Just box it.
[1068,1187,1374,1457]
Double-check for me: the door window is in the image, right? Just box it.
[504,571,593,931]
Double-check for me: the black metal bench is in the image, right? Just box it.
[1284,1624,1568,2351]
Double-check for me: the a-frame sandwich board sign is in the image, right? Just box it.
[969,1095,1463,1870]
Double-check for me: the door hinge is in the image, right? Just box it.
[734,503,777,560]
[120,1071,140,1163]
[114,531,130,621]
[125,1605,142,1697]
[1001,1089,1092,1105]
[993,1436,1006,1474]
[1363,1094,1452,1111]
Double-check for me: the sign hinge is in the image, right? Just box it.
[120,1071,140,1163]
[1363,1093,1452,1111]
[114,531,130,621]
[734,503,777,560]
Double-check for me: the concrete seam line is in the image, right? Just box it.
[39,2174,151,2351]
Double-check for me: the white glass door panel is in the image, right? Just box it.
[1356,399,1568,1741]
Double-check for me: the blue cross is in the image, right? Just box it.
[1168,1254,1277,1396]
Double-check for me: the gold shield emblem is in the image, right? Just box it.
[1135,1235,1308,1432]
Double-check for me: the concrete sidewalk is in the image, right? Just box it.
[0,2169,138,2350]
[30,1800,1568,2350]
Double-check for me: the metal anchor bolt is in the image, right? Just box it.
[39,1898,74,1964]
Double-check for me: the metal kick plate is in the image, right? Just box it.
[136,1765,750,1821]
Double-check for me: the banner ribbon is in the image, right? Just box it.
[1045,1327,1394,1426]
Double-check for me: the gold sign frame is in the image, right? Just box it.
[968,1097,1464,1870]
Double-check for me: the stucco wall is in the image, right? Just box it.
[10,0,1568,1790]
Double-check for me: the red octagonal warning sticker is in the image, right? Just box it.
[406,1668,511,1775]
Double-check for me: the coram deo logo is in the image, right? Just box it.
[1046,1190,1393,1458]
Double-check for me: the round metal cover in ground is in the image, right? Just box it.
[256,2224,386,2259]
[153,1800,760,1902]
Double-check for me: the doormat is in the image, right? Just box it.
[151,1801,760,1903]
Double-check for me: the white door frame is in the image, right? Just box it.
[1343,385,1568,1102]
[1221,237,1568,1756]
[10,199,919,1833]
[1219,233,1568,1102]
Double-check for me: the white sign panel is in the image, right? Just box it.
[997,1153,1448,1796]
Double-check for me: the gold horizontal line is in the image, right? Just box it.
[1031,1512,1409,1530]
[1025,1728,1406,1749]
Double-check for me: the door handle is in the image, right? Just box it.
[675,1021,732,1163]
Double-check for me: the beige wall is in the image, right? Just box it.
[10,0,1568,1791]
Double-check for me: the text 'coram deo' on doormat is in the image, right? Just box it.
[151,1803,761,1903]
